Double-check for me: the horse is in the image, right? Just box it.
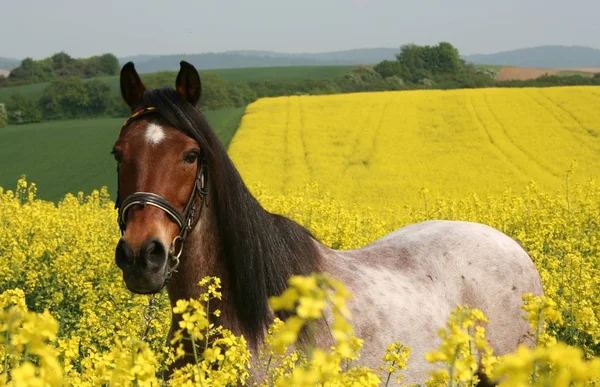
[112,60,544,385]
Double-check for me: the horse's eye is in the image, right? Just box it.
[184,151,199,164]
[111,149,122,163]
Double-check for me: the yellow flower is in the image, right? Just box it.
[289,275,318,295]
[2,150,600,386]
[269,288,300,311]
[296,296,326,320]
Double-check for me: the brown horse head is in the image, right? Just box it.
[113,61,207,294]
[111,60,320,349]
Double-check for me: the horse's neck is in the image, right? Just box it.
[165,199,224,309]
[165,179,327,347]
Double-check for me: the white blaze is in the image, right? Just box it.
[145,123,166,145]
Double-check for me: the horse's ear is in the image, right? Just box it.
[176,61,202,107]
[120,62,146,111]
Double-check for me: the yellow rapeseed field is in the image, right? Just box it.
[1,86,600,385]
[1,176,599,385]
[229,86,600,208]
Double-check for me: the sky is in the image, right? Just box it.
[1,0,599,59]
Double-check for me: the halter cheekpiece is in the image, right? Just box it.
[114,106,209,287]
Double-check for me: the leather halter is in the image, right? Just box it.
[114,107,208,285]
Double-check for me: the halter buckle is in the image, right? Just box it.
[165,236,183,284]
[169,235,184,260]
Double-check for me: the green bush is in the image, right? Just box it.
[5,52,119,87]
[374,60,407,78]
[39,77,89,120]
[6,92,42,124]
[497,74,600,88]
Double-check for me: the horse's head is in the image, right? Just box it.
[112,61,207,294]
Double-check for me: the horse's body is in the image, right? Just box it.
[318,220,543,384]
[113,61,544,385]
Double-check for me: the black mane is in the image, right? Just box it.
[138,87,321,345]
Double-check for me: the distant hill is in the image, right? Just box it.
[229,48,399,63]
[463,45,600,69]
[118,48,399,74]
[0,57,20,71]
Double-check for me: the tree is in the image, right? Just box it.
[2,52,121,87]
[97,54,119,75]
[428,42,462,74]
[395,44,431,83]
[396,44,427,73]
[50,52,79,77]
[85,79,112,116]
[6,92,42,124]
[141,71,177,90]
[39,77,89,119]
[107,95,130,117]
[374,60,407,78]
[83,54,120,77]
[199,73,235,110]
[8,57,54,83]
[0,103,7,128]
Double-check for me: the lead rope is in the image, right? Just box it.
[140,294,158,342]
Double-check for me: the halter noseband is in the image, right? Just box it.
[114,107,209,287]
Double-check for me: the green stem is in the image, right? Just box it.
[191,332,199,365]
[448,347,459,387]
[3,328,10,373]
[384,360,396,387]
[264,355,273,386]
[22,346,29,364]
[531,314,541,383]
[131,341,139,387]
[190,332,205,387]
[307,320,316,362]
[205,300,210,352]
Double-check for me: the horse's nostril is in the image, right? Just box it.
[140,238,167,269]
[115,239,134,268]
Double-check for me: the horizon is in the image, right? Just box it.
[2,44,600,62]
[1,0,599,60]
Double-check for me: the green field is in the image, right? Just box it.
[204,65,355,82]
[0,108,245,202]
[473,64,506,71]
[555,70,596,77]
[0,65,355,103]
[0,82,48,101]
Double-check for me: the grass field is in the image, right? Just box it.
[0,82,47,101]
[556,69,596,77]
[229,86,600,209]
[200,65,355,82]
[0,107,245,202]
[0,65,355,103]
[474,64,506,71]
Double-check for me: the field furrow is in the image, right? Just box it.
[229,86,600,209]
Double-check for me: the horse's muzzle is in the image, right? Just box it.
[115,237,169,294]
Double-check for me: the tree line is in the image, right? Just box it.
[2,68,412,125]
[2,43,599,126]
[372,42,600,89]
[0,52,119,87]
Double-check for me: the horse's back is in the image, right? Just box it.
[364,220,541,292]
[325,220,543,384]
